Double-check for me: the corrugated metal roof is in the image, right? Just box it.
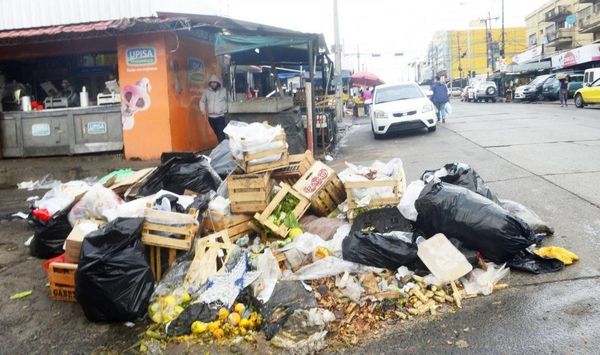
[0,0,156,31]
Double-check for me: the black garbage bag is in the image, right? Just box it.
[138,155,222,196]
[166,302,220,336]
[154,194,185,213]
[350,207,414,235]
[342,231,420,270]
[422,163,500,203]
[208,139,237,178]
[500,199,554,236]
[29,209,73,259]
[76,218,154,322]
[507,251,564,274]
[261,281,317,340]
[415,180,535,263]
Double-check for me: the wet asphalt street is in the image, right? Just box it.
[330,100,600,354]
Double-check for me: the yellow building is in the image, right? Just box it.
[427,27,526,80]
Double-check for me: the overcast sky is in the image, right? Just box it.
[158,0,548,82]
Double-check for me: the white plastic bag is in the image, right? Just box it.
[253,249,282,303]
[35,180,91,216]
[67,184,122,225]
[285,256,376,281]
[462,263,509,296]
[398,180,425,221]
[444,102,452,117]
[223,121,285,165]
[338,159,404,207]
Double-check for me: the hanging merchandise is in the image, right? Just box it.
[415,180,535,263]
[76,218,155,322]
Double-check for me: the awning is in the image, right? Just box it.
[215,34,308,56]
[503,60,551,74]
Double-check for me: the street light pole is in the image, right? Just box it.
[333,0,344,120]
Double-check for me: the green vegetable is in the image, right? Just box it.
[10,290,33,300]
[269,193,300,226]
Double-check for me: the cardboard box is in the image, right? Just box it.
[64,220,102,262]
[293,161,336,200]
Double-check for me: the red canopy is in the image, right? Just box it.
[351,72,385,87]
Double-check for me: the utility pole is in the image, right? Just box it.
[457,31,462,87]
[501,0,505,58]
[333,0,343,120]
[481,13,499,74]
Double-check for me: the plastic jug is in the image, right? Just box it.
[417,233,473,283]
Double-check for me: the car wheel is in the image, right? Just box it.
[486,87,496,96]
[427,126,437,132]
[485,98,490,103]
[536,93,544,101]
[575,94,584,108]
[491,98,496,103]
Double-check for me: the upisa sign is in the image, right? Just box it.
[126,47,157,66]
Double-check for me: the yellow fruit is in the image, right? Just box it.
[314,246,332,259]
[218,307,230,321]
[150,312,162,324]
[162,313,173,323]
[182,292,191,303]
[228,312,241,326]
[191,321,208,334]
[163,295,177,306]
[207,320,221,332]
[174,305,185,316]
[212,328,225,339]
[239,318,251,329]
[289,227,303,240]
[249,312,258,321]
[234,303,245,314]
[239,327,247,336]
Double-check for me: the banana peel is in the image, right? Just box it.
[535,246,579,265]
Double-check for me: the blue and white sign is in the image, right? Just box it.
[31,123,50,137]
[87,121,107,135]
[126,47,157,66]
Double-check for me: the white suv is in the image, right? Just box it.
[472,81,497,103]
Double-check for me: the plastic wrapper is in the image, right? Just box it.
[338,159,404,207]
[342,231,420,270]
[397,180,425,222]
[300,216,348,241]
[415,180,535,263]
[137,155,222,196]
[67,184,123,226]
[284,256,375,281]
[462,263,510,296]
[29,208,73,259]
[76,218,154,322]
[34,180,91,216]
[17,174,61,191]
[261,281,318,340]
[500,199,554,236]
[208,139,237,178]
[223,121,285,165]
[253,249,282,303]
[421,163,499,203]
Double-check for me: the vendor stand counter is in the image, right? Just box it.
[1,105,123,158]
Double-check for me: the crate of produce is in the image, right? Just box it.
[236,133,289,174]
[254,182,311,238]
[203,210,256,241]
[228,171,274,213]
[272,150,315,186]
[48,262,78,303]
[142,208,199,280]
[293,161,346,216]
[344,168,406,220]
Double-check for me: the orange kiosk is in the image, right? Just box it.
[117,32,219,160]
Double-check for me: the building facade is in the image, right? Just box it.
[525,0,597,54]
[426,27,526,81]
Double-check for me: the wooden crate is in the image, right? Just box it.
[344,169,407,220]
[310,176,346,217]
[203,210,255,241]
[254,182,311,238]
[142,208,199,280]
[271,150,315,185]
[185,231,235,289]
[228,172,274,213]
[236,134,289,174]
[48,262,77,303]
[293,161,346,217]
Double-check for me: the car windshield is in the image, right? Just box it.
[375,84,424,104]
[530,75,551,86]
[420,85,431,91]
[592,78,600,87]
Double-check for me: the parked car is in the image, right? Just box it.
[472,81,498,102]
[583,68,600,87]
[574,78,600,108]
[542,73,583,100]
[514,74,552,101]
[370,82,437,139]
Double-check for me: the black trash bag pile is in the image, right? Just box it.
[166,302,220,336]
[500,199,555,236]
[415,180,536,263]
[349,207,414,235]
[138,155,222,196]
[507,250,564,274]
[261,281,317,340]
[342,231,420,270]
[76,218,154,322]
[29,208,73,259]
[422,163,500,203]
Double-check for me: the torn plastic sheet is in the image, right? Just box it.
[283,256,381,281]
[462,263,510,296]
[254,249,282,303]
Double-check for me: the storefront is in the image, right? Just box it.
[551,43,600,71]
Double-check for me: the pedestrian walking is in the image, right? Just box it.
[363,87,373,117]
[200,74,228,142]
[559,75,569,107]
[431,76,450,123]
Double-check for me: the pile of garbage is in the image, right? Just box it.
[20,123,579,353]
